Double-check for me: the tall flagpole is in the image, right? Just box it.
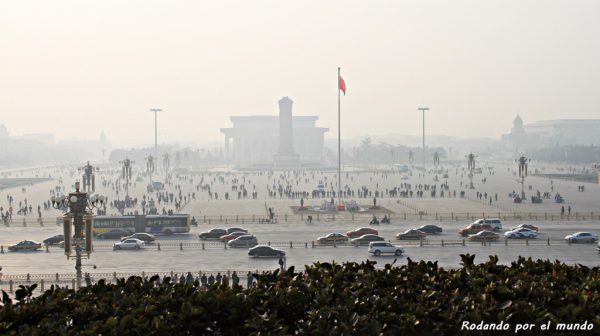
[338,67,342,207]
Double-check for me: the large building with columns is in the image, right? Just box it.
[220,97,329,165]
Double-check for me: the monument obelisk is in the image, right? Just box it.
[273,96,299,166]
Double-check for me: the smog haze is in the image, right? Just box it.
[2,0,600,146]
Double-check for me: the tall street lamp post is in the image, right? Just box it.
[51,176,105,289]
[517,155,529,200]
[418,107,429,173]
[149,108,162,159]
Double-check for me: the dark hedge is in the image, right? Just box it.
[1,255,599,335]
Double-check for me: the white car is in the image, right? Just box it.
[565,232,598,244]
[114,238,145,250]
[368,242,404,256]
[504,228,538,239]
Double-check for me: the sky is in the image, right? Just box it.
[1,0,599,147]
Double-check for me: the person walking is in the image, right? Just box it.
[561,206,565,215]
[568,205,571,216]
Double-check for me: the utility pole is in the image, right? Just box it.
[418,107,429,173]
[149,108,162,159]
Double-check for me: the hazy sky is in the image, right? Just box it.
[1,1,599,147]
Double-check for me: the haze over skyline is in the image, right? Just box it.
[2,0,600,147]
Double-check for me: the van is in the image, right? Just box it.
[459,223,494,237]
[471,218,502,231]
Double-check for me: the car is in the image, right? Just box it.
[8,240,42,251]
[470,218,502,231]
[504,228,538,239]
[98,229,131,239]
[351,234,385,244]
[459,223,494,237]
[346,227,378,238]
[468,231,499,241]
[220,231,249,242]
[565,232,598,244]
[114,238,145,250]
[199,228,228,240]
[248,245,285,257]
[417,225,443,234]
[43,234,65,246]
[228,235,258,248]
[226,227,248,234]
[510,223,539,232]
[368,242,405,256]
[121,233,155,243]
[400,174,409,180]
[317,233,349,244]
[395,229,427,240]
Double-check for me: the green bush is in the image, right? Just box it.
[1,255,599,335]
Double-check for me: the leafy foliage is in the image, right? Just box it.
[1,255,599,335]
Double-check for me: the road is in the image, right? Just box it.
[0,219,598,277]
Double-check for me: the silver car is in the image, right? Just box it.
[114,238,145,250]
[564,232,598,243]
[228,235,258,248]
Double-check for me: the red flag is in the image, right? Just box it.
[339,75,346,95]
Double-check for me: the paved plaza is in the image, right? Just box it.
[0,161,598,283]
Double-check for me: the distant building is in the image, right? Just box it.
[502,116,600,149]
[220,97,329,165]
[0,124,8,139]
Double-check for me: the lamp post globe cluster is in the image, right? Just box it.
[51,179,106,289]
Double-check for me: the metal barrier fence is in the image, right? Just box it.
[0,269,259,294]
[0,237,589,254]
[2,210,600,228]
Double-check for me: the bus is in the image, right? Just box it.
[92,214,190,235]
[393,164,409,173]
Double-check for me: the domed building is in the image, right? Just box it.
[501,115,527,149]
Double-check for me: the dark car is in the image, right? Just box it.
[8,240,42,251]
[43,234,65,246]
[350,234,385,244]
[417,225,443,234]
[395,229,427,240]
[228,235,258,248]
[248,245,285,257]
[121,233,156,243]
[226,227,248,234]
[199,228,228,240]
[98,229,131,239]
